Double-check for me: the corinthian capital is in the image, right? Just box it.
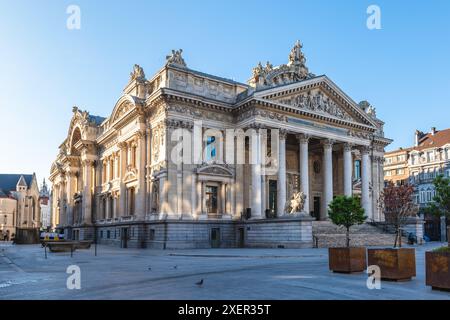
[296,133,310,144]
[279,129,288,140]
[118,141,128,150]
[321,139,335,149]
[343,143,354,152]
[359,145,371,155]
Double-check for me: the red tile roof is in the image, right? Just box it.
[415,128,450,151]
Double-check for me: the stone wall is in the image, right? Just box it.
[92,217,314,249]
[236,217,314,248]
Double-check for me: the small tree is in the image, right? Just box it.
[328,195,366,247]
[425,175,450,242]
[379,182,418,248]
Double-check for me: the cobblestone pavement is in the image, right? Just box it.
[0,242,449,300]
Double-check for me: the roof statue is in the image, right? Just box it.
[249,40,313,90]
[130,64,146,81]
[166,49,187,68]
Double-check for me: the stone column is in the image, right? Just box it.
[298,134,310,214]
[136,131,146,220]
[119,142,127,217]
[58,181,65,227]
[195,179,202,217]
[343,143,353,196]
[277,130,287,217]
[221,183,226,214]
[82,160,93,225]
[251,128,262,219]
[191,172,197,218]
[322,139,334,220]
[361,146,372,220]
[66,172,75,226]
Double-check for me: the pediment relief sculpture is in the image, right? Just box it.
[274,90,353,122]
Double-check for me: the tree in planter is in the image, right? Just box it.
[328,195,366,247]
[425,174,450,243]
[378,181,418,248]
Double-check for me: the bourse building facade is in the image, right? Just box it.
[49,42,391,248]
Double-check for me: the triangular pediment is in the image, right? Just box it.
[253,76,377,128]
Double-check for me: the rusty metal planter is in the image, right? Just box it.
[367,248,416,281]
[426,251,450,291]
[329,247,367,273]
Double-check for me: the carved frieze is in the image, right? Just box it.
[277,90,353,122]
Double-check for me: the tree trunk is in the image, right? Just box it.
[346,227,350,248]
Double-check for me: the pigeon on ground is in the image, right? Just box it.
[148,267,152,271]
[173,265,178,269]
[195,279,204,287]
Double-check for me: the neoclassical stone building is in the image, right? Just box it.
[49,42,391,248]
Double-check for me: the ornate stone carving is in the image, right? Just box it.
[348,130,373,140]
[278,91,353,121]
[284,191,306,214]
[279,129,288,139]
[358,100,377,118]
[130,64,146,82]
[296,133,310,144]
[197,163,234,177]
[249,41,314,89]
[343,143,354,152]
[166,49,187,68]
[321,139,335,149]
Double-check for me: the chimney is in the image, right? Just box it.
[415,130,420,147]
[431,127,437,136]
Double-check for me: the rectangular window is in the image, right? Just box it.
[355,160,361,180]
[107,230,110,239]
[149,229,155,240]
[127,188,135,215]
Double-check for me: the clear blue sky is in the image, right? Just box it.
[1,0,449,186]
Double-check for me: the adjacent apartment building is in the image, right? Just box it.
[384,127,450,241]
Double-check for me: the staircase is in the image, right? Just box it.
[312,221,402,248]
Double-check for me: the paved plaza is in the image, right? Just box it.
[0,242,449,300]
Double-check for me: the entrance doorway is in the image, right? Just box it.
[268,180,277,218]
[206,186,218,215]
[121,227,129,248]
[211,228,221,248]
[313,197,321,220]
[237,227,245,248]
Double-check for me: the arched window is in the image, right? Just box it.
[206,136,217,161]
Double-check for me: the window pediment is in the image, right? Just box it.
[196,164,233,177]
